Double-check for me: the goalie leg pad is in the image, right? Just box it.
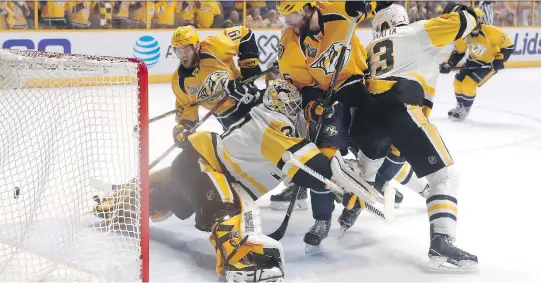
[330,153,378,204]
[210,184,285,282]
[356,150,385,183]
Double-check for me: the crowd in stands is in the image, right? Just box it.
[0,1,540,30]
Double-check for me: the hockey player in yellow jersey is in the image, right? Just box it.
[349,2,479,271]
[440,8,514,121]
[275,1,397,245]
[170,24,263,143]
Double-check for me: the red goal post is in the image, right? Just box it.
[0,49,149,282]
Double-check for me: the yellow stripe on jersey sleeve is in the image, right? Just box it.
[420,11,476,48]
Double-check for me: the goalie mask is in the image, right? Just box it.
[263,80,301,121]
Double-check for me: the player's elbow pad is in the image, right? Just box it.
[499,45,514,62]
[448,51,465,66]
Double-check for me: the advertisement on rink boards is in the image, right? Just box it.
[0,27,539,83]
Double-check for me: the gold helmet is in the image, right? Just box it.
[171,25,199,48]
[276,1,315,16]
[263,80,301,121]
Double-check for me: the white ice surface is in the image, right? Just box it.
[147,68,542,282]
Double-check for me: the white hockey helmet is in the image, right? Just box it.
[372,4,409,36]
[263,79,301,121]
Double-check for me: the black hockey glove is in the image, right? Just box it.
[227,80,260,105]
[442,2,477,19]
[492,59,504,71]
[439,62,452,74]
[345,1,370,18]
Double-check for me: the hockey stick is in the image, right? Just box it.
[281,152,389,221]
[267,14,363,241]
[135,66,278,132]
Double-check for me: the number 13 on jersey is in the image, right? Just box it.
[370,39,395,76]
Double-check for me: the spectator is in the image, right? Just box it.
[176,1,196,27]
[112,1,130,29]
[495,1,516,26]
[535,1,541,26]
[262,9,282,28]
[39,1,66,29]
[195,1,223,28]
[7,1,30,29]
[408,1,428,22]
[90,2,112,29]
[153,1,176,28]
[131,1,154,29]
[0,2,15,30]
[247,6,265,28]
[67,2,92,29]
[248,1,267,15]
[223,9,240,28]
[517,1,533,26]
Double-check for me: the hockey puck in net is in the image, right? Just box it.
[14,187,20,199]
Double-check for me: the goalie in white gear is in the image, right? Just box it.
[349,2,478,272]
[95,80,378,281]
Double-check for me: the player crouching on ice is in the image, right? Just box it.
[95,80,379,282]
[439,7,514,121]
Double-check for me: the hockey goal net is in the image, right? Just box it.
[0,49,149,282]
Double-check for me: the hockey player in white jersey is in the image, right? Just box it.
[349,2,479,271]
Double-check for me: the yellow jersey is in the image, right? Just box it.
[176,1,195,24]
[132,1,154,24]
[7,2,29,28]
[113,1,130,20]
[278,1,374,91]
[0,6,15,29]
[453,24,514,65]
[154,1,176,26]
[41,1,66,21]
[67,1,91,27]
[196,1,221,28]
[172,26,260,129]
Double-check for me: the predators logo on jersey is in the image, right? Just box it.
[469,43,487,57]
[310,42,352,76]
[197,71,229,102]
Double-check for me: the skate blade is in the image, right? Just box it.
[428,256,478,273]
[337,226,349,238]
[269,200,308,211]
[305,244,321,255]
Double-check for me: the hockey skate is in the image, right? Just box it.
[303,219,331,254]
[224,253,285,282]
[337,193,362,237]
[269,184,308,211]
[448,104,471,121]
[428,226,478,272]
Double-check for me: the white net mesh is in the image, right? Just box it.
[0,49,147,282]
